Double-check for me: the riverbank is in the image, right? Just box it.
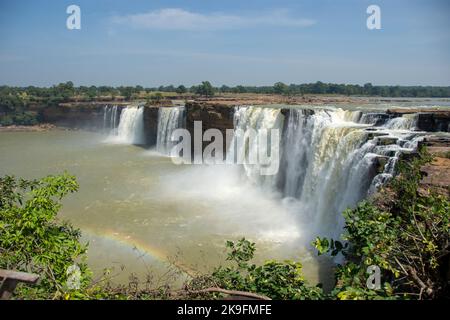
[0,123,56,132]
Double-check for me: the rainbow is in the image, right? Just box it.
[81,227,195,276]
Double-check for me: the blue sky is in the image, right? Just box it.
[0,0,449,87]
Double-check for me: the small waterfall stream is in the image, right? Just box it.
[156,106,185,155]
[384,114,418,130]
[103,106,145,145]
[103,105,120,135]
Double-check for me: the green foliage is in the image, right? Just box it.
[313,237,346,256]
[194,81,215,97]
[214,82,450,97]
[176,85,187,94]
[0,111,39,126]
[312,148,450,299]
[209,238,324,300]
[149,92,164,103]
[119,86,134,101]
[273,82,289,95]
[0,173,91,299]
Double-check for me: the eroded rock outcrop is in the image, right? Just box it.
[143,106,159,147]
[185,102,235,155]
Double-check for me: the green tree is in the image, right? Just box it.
[176,85,187,94]
[0,173,91,299]
[363,83,373,95]
[195,81,215,97]
[220,85,231,93]
[120,86,134,101]
[273,82,288,95]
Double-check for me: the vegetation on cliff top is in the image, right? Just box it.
[2,81,450,126]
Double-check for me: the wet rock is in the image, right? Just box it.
[360,112,392,126]
[143,106,159,147]
[383,150,398,157]
[366,131,388,140]
[416,113,450,132]
[377,136,399,146]
[373,156,389,174]
[399,150,419,161]
[420,135,450,147]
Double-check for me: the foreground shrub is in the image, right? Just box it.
[0,173,91,299]
[194,238,324,300]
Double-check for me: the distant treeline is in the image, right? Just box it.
[1,81,450,101]
[1,81,449,125]
[221,82,450,97]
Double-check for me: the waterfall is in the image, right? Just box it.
[227,106,284,190]
[104,106,145,145]
[230,106,426,239]
[279,109,314,198]
[359,112,391,126]
[156,106,185,155]
[278,108,376,237]
[384,114,418,130]
[103,105,120,135]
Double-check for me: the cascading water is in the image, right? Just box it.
[278,108,376,237]
[117,107,145,144]
[230,106,427,239]
[104,106,145,145]
[359,112,391,126]
[103,105,120,135]
[156,106,185,155]
[384,114,418,130]
[227,106,284,190]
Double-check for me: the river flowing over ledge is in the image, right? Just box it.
[1,101,449,287]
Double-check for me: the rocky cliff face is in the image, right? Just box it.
[143,106,159,147]
[42,104,160,147]
[40,103,450,149]
[416,112,450,132]
[41,104,116,130]
[185,102,235,155]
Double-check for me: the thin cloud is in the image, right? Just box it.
[112,8,316,31]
